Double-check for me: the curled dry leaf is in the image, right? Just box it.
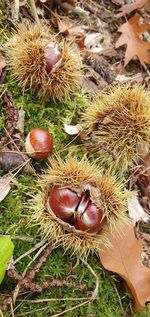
[99,224,150,312]
[64,124,83,135]
[0,176,12,202]
[115,15,150,66]
[116,0,148,18]
[128,191,149,226]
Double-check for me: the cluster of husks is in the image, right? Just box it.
[33,156,128,258]
[81,85,150,173]
[7,24,82,101]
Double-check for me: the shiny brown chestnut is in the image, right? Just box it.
[25,128,53,160]
[48,187,80,221]
[74,201,103,233]
[44,42,62,74]
[48,186,104,233]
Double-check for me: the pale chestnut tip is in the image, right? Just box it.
[25,128,53,160]
[44,42,63,74]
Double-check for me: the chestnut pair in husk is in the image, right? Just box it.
[48,187,104,233]
[33,156,128,258]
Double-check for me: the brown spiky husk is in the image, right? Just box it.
[81,85,150,173]
[32,156,128,259]
[7,23,82,101]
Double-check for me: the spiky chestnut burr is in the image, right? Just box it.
[32,156,128,259]
[80,85,150,173]
[7,23,82,101]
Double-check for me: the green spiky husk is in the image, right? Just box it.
[32,156,128,259]
[81,85,150,173]
[7,23,82,101]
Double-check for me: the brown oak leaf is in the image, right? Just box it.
[115,15,150,66]
[99,224,150,311]
[116,0,149,18]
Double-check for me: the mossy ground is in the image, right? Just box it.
[0,19,150,317]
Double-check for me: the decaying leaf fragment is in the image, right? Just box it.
[0,176,12,202]
[99,224,150,311]
[128,191,149,226]
[115,15,150,66]
[116,0,148,18]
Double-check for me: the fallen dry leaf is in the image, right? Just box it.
[0,52,6,76]
[115,72,143,84]
[84,33,102,49]
[99,224,150,311]
[56,16,85,37]
[128,191,149,225]
[116,0,148,18]
[115,15,150,66]
[0,176,12,202]
[64,124,83,135]
[17,109,25,134]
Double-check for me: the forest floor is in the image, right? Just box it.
[0,0,150,316]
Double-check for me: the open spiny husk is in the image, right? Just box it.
[7,23,82,101]
[81,85,150,173]
[32,156,128,259]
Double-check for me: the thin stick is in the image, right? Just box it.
[81,259,99,301]
[0,158,31,197]
[112,281,126,316]
[28,0,41,27]
[22,242,50,275]
[13,242,49,303]
[50,300,89,317]
[12,0,20,19]
[10,301,15,317]
[0,309,4,317]
[14,240,46,265]
[0,235,33,242]
[16,297,88,303]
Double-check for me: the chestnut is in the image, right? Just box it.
[48,186,104,233]
[25,128,53,160]
[74,202,103,233]
[48,187,80,221]
[44,42,62,74]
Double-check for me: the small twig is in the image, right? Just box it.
[143,63,150,77]
[10,301,15,317]
[28,0,41,27]
[0,235,33,242]
[81,258,99,301]
[0,158,31,198]
[14,240,46,265]
[13,242,50,303]
[16,297,88,303]
[112,281,126,317]
[60,2,89,16]
[0,309,4,317]
[50,300,89,317]
[26,244,52,280]
[12,0,20,19]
